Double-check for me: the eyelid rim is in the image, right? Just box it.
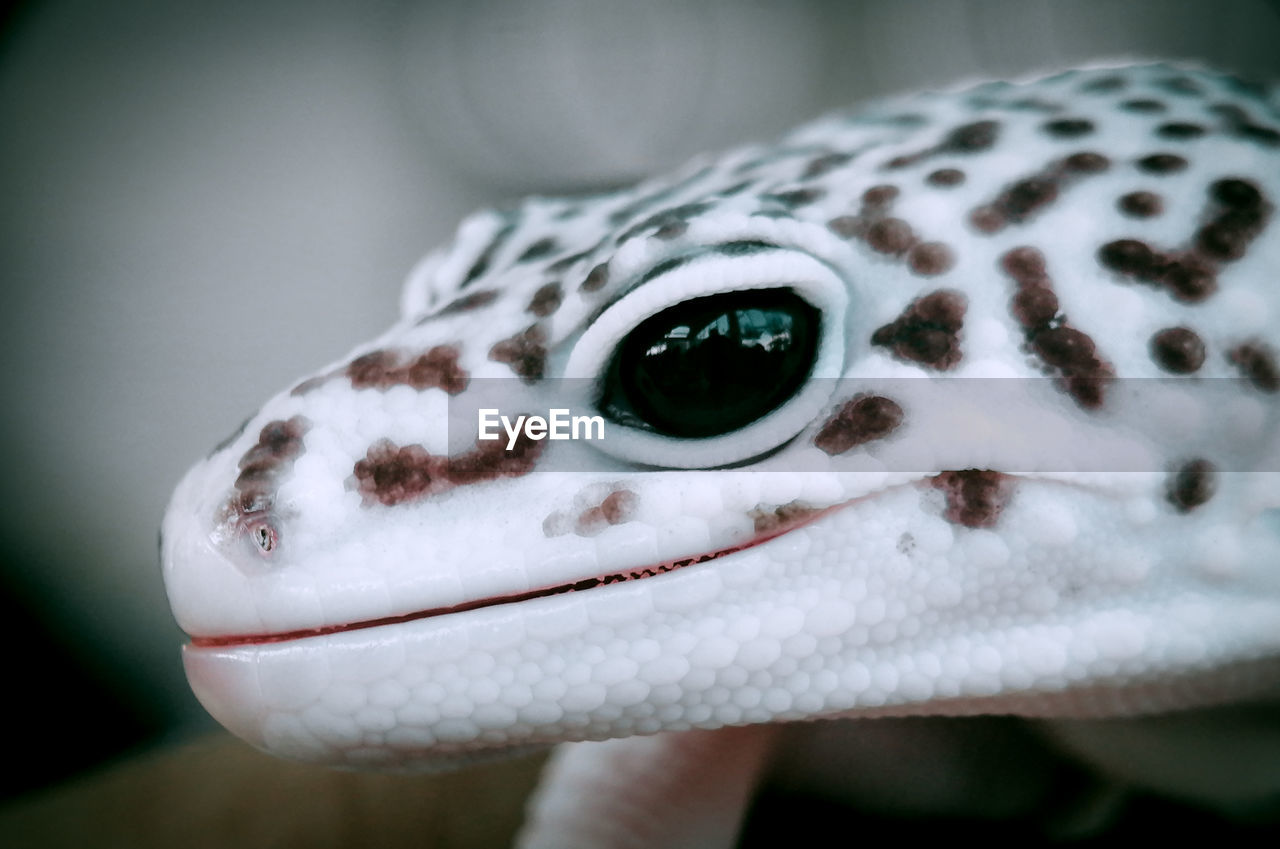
[564,248,848,468]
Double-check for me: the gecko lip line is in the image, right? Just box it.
[188,503,844,649]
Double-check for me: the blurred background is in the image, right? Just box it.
[1,0,1279,806]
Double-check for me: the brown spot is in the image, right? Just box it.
[1135,153,1188,174]
[1150,327,1206,374]
[1118,191,1163,218]
[1062,152,1110,173]
[290,376,327,397]
[1239,124,1280,147]
[1000,248,1114,409]
[1042,118,1095,138]
[926,168,965,187]
[1100,178,1271,303]
[616,202,711,244]
[718,179,755,197]
[353,442,447,506]
[437,290,499,316]
[969,153,1109,233]
[601,490,637,524]
[580,263,609,293]
[992,177,1058,222]
[1211,178,1263,209]
[1156,76,1202,96]
[347,346,468,394]
[829,186,952,277]
[1082,75,1127,93]
[574,507,609,537]
[765,187,826,208]
[1097,238,1159,276]
[871,290,967,371]
[527,282,563,317]
[931,470,1013,529]
[1033,326,1098,367]
[541,511,573,537]
[826,216,862,239]
[908,242,955,276]
[233,462,276,491]
[516,237,559,263]
[802,152,854,179]
[347,350,398,388]
[653,221,688,240]
[1006,97,1062,113]
[228,417,309,536]
[1207,103,1248,121]
[814,395,904,455]
[884,120,1000,169]
[1166,459,1216,513]
[461,222,514,287]
[546,250,592,273]
[749,501,820,535]
[1097,240,1215,302]
[1161,259,1217,302]
[862,184,900,208]
[942,120,1000,152]
[1157,122,1207,140]
[354,434,543,507]
[607,166,714,224]
[1196,178,1270,261]
[439,441,539,491]
[867,218,916,255]
[1000,246,1047,283]
[1039,331,1112,409]
[575,489,638,537]
[237,418,306,474]
[1121,98,1166,113]
[405,347,469,394]
[489,325,548,383]
[968,206,1003,234]
[1011,283,1059,330]
[1228,341,1280,393]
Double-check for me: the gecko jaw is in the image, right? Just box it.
[188,503,842,649]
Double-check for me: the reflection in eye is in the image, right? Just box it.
[600,288,821,438]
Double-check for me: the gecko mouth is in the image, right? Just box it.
[189,503,840,649]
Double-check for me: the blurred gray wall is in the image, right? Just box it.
[1,0,1278,768]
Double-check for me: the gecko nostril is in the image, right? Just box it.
[245,516,280,557]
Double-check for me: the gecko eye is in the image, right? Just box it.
[599,289,821,438]
[565,245,848,468]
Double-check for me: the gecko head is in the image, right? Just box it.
[162,64,1280,769]
[160,217,863,644]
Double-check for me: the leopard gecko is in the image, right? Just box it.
[161,64,1280,846]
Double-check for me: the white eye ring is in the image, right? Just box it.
[565,247,848,468]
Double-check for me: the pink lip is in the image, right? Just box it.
[189,504,838,649]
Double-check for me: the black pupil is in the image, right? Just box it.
[600,288,821,438]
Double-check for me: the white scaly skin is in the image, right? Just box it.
[162,64,1280,846]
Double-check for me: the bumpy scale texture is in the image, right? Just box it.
[163,65,1280,845]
